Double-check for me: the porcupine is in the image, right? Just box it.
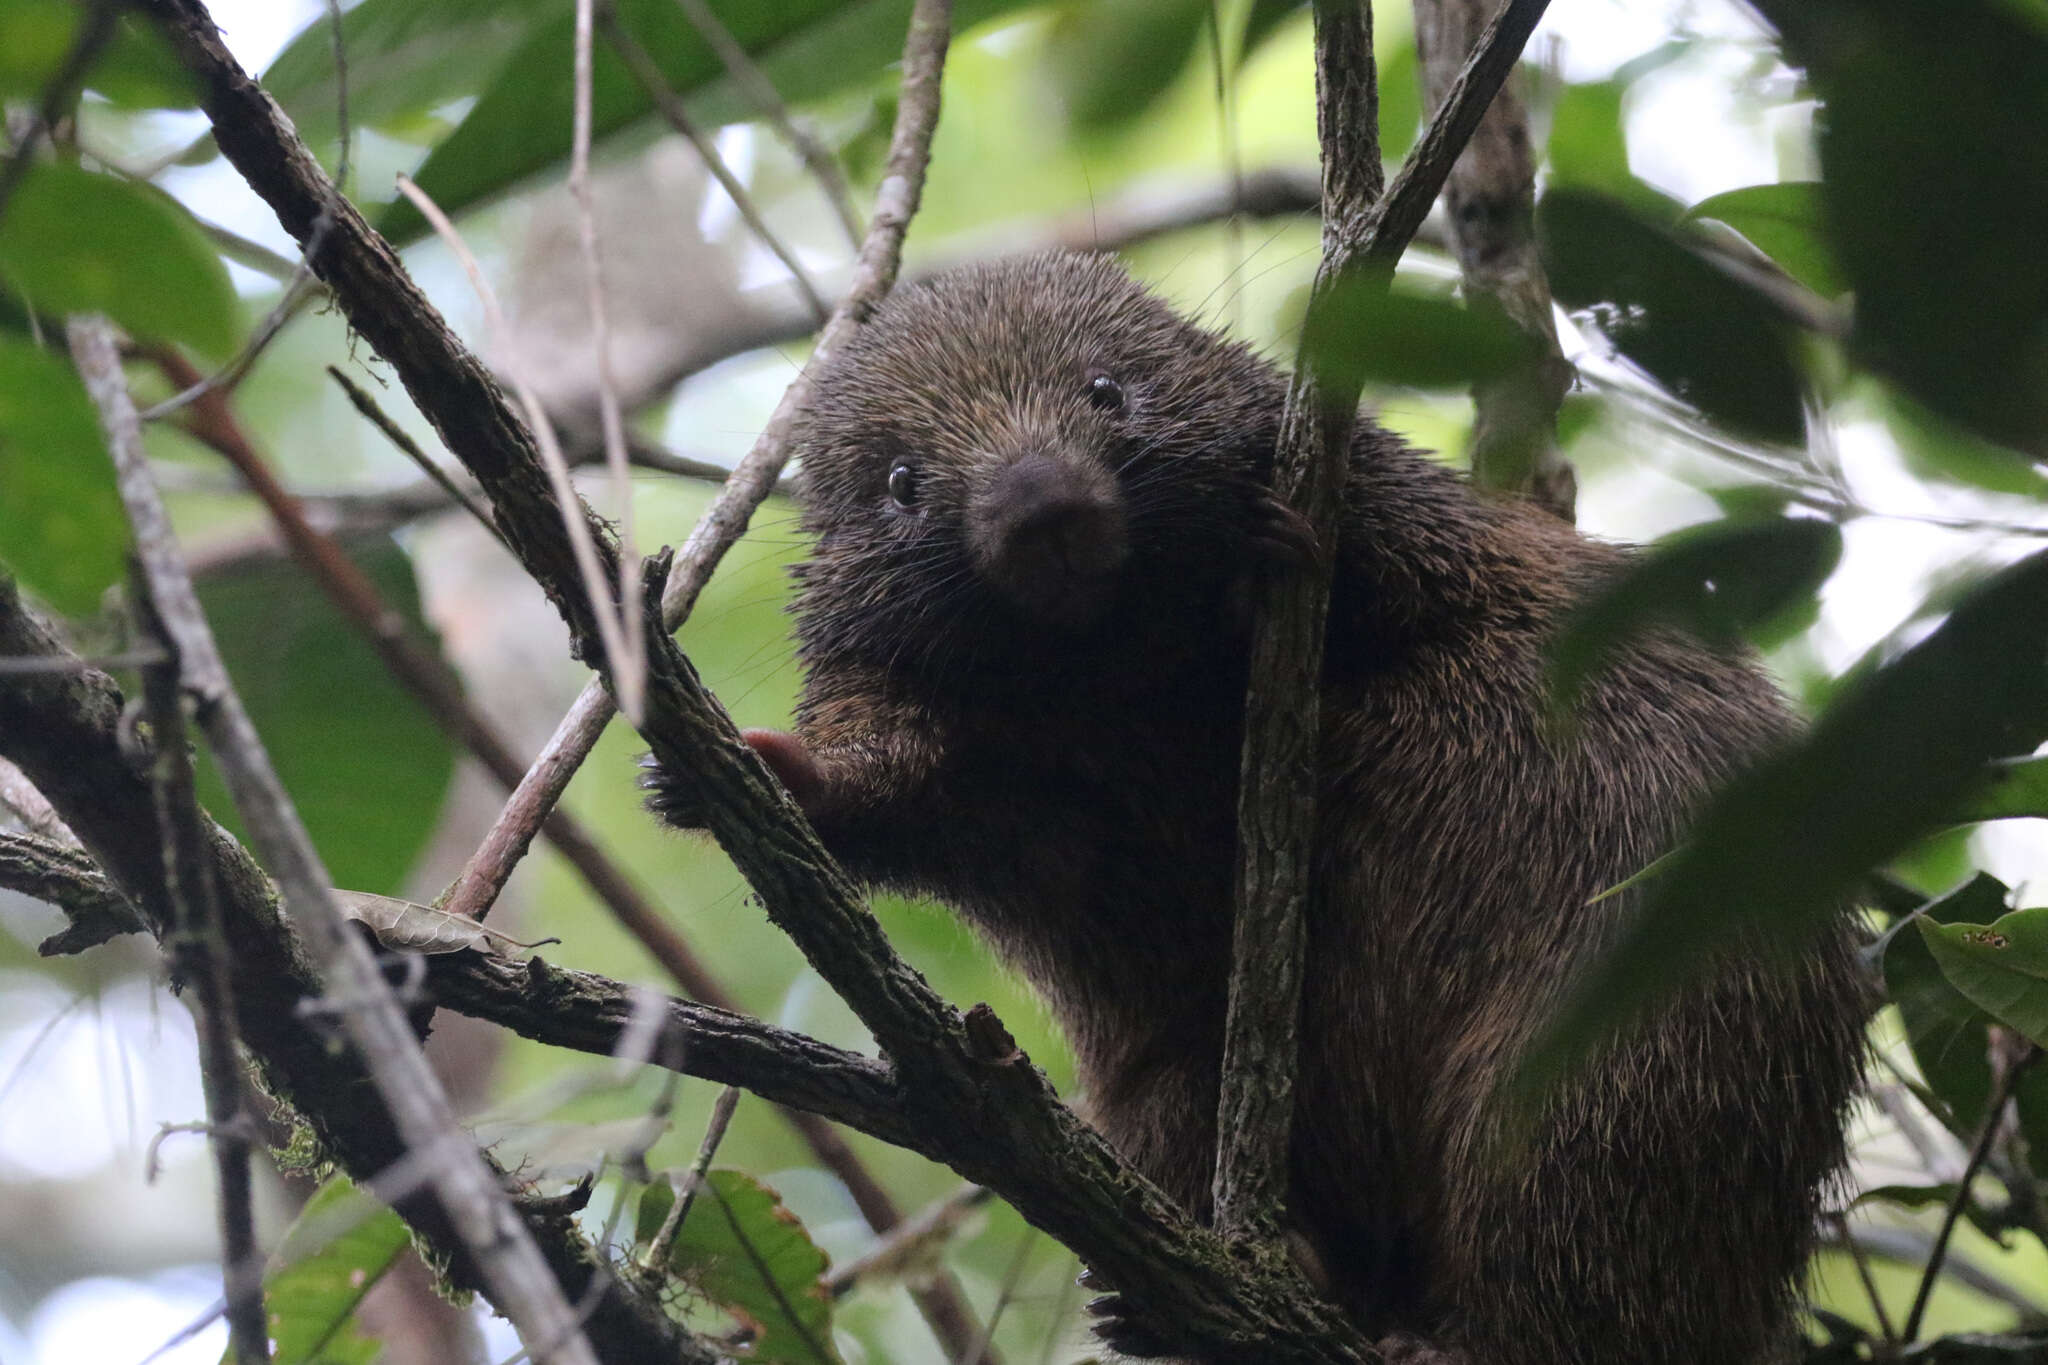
[647,252,1867,1363]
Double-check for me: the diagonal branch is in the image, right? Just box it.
[670,0,863,248]
[443,0,953,928]
[0,576,706,1363]
[69,314,606,1365]
[137,0,1387,1354]
[599,5,831,322]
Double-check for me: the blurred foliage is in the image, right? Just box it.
[259,1178,410,1365]
[1547,516,1842,707]
[0,163,239,358]
[0,336,126,614]
[635,1169,842,1364]
[0,0,194,110]
[2,0,2047,1360]
[192,541,457,896]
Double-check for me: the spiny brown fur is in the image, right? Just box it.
[647,253,1867,1363]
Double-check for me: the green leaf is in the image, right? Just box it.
[1884,874,2017,1136]
[193,540,456,895]
[1956,756,2048,824]
[0,337,127,615]
[261,1178,408,1365]
[0,1,196,110]
[1756,0,2048,455]
[1920,906,2048,1048]
[1523,548,2048,1103]
[1238,0,1304,67]
[380,0,1035,244]
[261,0,556,149]
[1538,188,1806,444]
[1375,40,1421,166]
[1883,389,2048,500]
[636,1170,840,1364]
[1852,1182,2009,1242]
[1047,0,1209,132]
[1546,79,1631,193]
[1548,517,1842,707]
[1300,277,1529,393]
[1684,183,1845,298]
[0,163,238,359]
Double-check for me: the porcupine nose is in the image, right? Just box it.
[972,451,1129,626]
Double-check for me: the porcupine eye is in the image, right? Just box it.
[887,462,919,509]
[1085,371,1124,412]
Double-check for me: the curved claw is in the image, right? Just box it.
[1247,492,1320,569]
[1084,1290,1172,1359]
[1374,1331,1471,1363]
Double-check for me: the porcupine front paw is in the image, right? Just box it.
[1246,491,1319,569]
[642,729,829,828]
[1373,1331,1472,1363]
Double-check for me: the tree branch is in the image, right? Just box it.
[0,828,148,954]
[599,5,831,323]
[131,574,270,1365]
[670,0,863,248]
[1217,0,1552,1245]
[1414,0,1575,519]
[69,313,614,1365]
[137,0,1386,1352]
[0,574,705,1363]
[1217,0,1382,1244]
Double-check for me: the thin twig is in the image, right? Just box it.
[1902,1036,2039,1341]
[640,1083,741,1270]
[670,0,863,248]
[325,365,510,549]
[599,7,832,323]
[0,650,169,674]
[67,313,606,1365]
[571,0,645,742]
[962,1226,1037,1365]
[1203,0,1247,334]
[824,1184,993,1298]
[131,594,268,1364]
[1829,1210,1898,1344]
[0,0,117,227]
[325,0,350,192]
[138,244,327,424]
[394,173,645,724]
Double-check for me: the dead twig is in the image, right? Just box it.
[599,5,832,323]
[69,312,607,1365]
[131,600,268,1363]
[670,0,863,248]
